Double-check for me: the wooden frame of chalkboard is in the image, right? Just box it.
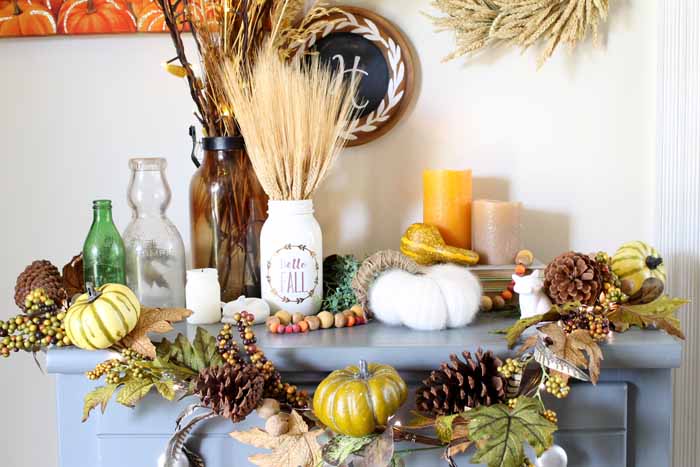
[292,6,416,147]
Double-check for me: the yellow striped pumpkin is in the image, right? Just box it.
[611,241,666,295]
[64,284,141,350]
[313,360,407,437]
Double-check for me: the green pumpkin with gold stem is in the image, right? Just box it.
[313,360,407,437]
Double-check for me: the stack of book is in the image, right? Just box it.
[469,261,546,295]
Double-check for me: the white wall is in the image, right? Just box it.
[0,1,656,465]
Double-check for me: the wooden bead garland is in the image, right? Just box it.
[266,305,368,335]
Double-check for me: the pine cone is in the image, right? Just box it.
[194,364,264,423]
[14,260,65,310]
[415,349,506,416]
[544,252,602,305]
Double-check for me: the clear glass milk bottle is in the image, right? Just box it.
[260,200,323,315]
[123,158,186,308]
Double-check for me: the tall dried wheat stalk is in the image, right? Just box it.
[157,0,339,136]
[222,43,358,201]
[429,0,610,68]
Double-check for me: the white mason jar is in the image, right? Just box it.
[260,200,323,315]
[186,268,222,324]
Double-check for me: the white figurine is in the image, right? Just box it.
[512,270,552,319]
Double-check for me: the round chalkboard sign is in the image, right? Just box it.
[293,7,416,147]
[314,32,390,120]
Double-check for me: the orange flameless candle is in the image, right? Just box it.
[423,169,473,249]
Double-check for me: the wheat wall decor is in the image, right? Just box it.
[429,0,610,68]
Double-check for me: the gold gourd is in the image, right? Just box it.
[313,360,407,437]
[400,223,479,266]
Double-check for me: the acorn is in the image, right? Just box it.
[257,398,281,420]
[265,413,290,437]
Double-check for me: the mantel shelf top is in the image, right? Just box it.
[47,314,683,375]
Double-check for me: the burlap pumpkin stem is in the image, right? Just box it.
[194,364,264,423]
[351,250,422,317]
[14,260,66,311]
[544,252,603,306]
[415,349,507,416]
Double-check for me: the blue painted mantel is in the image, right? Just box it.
[47,314,682,467]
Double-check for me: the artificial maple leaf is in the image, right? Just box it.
[536,323,603,384]
[61,253,85,299]
[121,307,192,359]
[230,410,323,467]
[608,295,688,339]
[468,397,556,467]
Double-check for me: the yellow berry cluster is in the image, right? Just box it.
[545,374,570,399]
[498,358,524,378]
[86,359,119,382]
[24,288,56,313]
[542,409,558,424]
[602,283,628,304]
[507,398,518,409]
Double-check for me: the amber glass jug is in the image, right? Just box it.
[190,135,267,302]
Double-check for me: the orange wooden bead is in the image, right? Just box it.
[515,264,527,276]
[298,320,309,332]
[501,290,513,301]
[346,315,356,327]
[269,322,279,333]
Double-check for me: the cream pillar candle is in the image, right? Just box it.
[186,268,222,324]
[471,200,522,265]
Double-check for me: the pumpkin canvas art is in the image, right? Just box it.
[0,0,190,37]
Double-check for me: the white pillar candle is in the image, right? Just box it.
[186,269,222,324]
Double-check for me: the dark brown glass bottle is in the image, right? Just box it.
[190,136,267,302]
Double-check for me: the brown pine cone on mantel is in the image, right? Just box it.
[415,349,506,416]
[194,364,264,423]
[14,260,66,310]
[544,251,603,305]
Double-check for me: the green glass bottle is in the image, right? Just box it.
[83,200,126,287]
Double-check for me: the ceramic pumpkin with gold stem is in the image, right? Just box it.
[313,360,407,437]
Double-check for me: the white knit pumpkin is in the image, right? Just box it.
[368,263,481,331]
